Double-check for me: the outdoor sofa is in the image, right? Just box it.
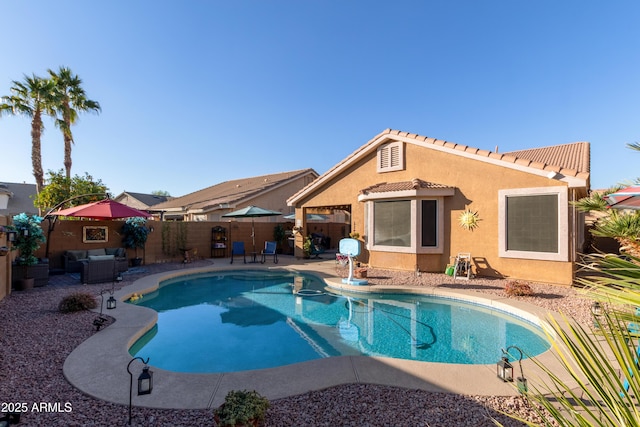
[80,257,120,285]
[63,248,128,274]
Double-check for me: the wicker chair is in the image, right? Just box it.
[81,258,118,284]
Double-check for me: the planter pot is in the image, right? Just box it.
[17,277,35,291]
[131,257,143,267]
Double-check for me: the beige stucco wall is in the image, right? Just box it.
[292,141,586,285]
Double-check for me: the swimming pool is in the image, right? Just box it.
[129,270,550,373]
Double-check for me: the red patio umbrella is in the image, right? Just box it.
[606,186,640,210]
[50,199,151,219]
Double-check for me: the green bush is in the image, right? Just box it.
[214,390,270,426]
[59,292,98,313]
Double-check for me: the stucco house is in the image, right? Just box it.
[287,129,590,285]
[151,169,318,221]
[0,182,38,216]
[113,191,173,211]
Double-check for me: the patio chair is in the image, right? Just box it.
[230,241,246,264]
[261,241,278,264]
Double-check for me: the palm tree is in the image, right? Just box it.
[0,74,56,193]
[48,66,101,179]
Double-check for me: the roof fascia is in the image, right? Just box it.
[288,132,588,206]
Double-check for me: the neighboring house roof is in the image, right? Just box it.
[288,129,590,205]
[113,191,173,208]
[152,169,318,214]
[0,182,38,217]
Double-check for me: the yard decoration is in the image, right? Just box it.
[458,209,480,231]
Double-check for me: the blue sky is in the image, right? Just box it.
[1,1,638,196]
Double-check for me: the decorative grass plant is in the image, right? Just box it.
[59,292,98,313]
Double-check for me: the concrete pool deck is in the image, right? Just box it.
[63,257,576,410]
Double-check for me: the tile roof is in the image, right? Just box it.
[502,142,590,176]
[152,169,317,212]
[0,182,38,216]
[288,129,590,205]
[360,179,452,195]
[116,192,172,207]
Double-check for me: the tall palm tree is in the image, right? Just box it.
[0,74,56,193]
[48,66,101,179]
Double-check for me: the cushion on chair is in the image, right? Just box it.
[87,248,107,257]
[66,250,87,261]
[88,255,115,261]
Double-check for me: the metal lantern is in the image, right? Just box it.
[127,357,153,425]
[591,301,603,316]
[107,295,117,310]
[497,356,513,382]
[137,366,153,395]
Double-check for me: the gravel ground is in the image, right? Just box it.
[0,261,593,426]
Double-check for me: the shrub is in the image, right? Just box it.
[214,390,270,426]
[59,292,98,313]
[504,280,534,297]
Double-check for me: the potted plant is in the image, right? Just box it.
[303,234,312,259]
[10,213,46,290]
[121,217,150,266]
[214,389,270,427]
[273,224,286,254]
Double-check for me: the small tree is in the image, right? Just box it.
[10,213,46,273]
[121,217,150,263]
[33,169,109,214]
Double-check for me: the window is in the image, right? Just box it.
[498,187,568,261]
[377,142,404,172]
[421,200,437,247]
[367,198,444,253]
[373,200,411,247]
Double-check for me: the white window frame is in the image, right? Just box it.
[498,186,568,261]
[377,141,404,173]
[364,197,445,254]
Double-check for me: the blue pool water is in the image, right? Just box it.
[129,270,550,373]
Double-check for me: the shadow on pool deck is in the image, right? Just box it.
[60,255,574,410]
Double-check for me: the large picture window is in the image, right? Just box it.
[373,200,411,247]
[499,187,568,261]
[367,198,444,253]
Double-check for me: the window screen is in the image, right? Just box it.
[373,200,411,247]
[506,194,558,253]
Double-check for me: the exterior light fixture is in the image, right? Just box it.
[591,301,603,316]
[497,355,513,382]
[137,365,153,395]
[7,230,17,243]
[127,356,153,425]
[498,346,528,393]
[107,294,117,310]
[591,301,603,329]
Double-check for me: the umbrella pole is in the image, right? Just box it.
[251,219,256,254]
